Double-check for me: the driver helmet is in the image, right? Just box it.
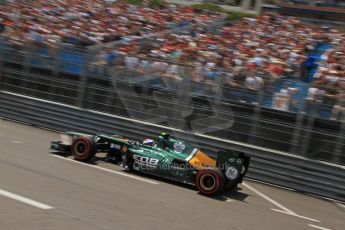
[143,139,155,147]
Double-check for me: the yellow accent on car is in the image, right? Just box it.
[188,150,216,169]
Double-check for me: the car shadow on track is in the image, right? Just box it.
[126,170,250,203]
[51,153,250,202]
[210,188,250,202]
[50,152,102,166]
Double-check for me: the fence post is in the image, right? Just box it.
[299,100,317,157]
[334,121,345,164]
[241,0,251,10]
[20,44,34,94]
[77,51,90,108]
[51,44,60,78]
[248,87,264,144]
[255,0,263,14]
[0,37,4,89]
[289,98,306,154]
[23,44,32,72]
[47,44,61,101]
[214,71,225,102]
[173,65,194,132]
[177,65,191,96]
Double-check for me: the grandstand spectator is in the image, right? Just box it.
[105,48,118,65]
[244,72,263,92]
[305,83,325,115]
[191,62,204,82]
[267,60,285,79]
[313,28,345,111]
[330,91,345,121]
[0,19,5,33]
[90,49,107,75]
[124,56,139,69]
[164,64,182,80]
[279,83,299,111]
[137,57,150,75]
[273,93,290,111]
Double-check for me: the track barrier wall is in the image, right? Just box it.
[1,91,345,202]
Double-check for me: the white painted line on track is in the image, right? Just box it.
[243,182,295,214]
[10,140,23,144]
[336,202,345,210]
[0,188,54,210]
[51,154,159,185]
[243,182,320,223]
[308,224,332,230]
[271,209,320,222]
[245,178,296,192]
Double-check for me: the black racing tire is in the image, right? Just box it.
[196,168,225,196]
[71,136,96,162]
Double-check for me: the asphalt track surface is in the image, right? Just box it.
[0,119,344,230]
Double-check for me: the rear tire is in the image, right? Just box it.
[196,168,224,196]
[71,136,96,162]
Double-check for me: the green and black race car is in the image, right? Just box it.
[50,132,250,196]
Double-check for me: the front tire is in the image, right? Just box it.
[196,168,224,196]
[71,136,96,162]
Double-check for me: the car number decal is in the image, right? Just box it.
[133,155,159,166]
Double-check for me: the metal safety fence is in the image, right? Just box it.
[0,38,344,165]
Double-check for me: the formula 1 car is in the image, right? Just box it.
[50,132,250,196]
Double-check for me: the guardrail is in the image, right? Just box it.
[1,91,345,202]
[0,34,340,121]
[0,64,344,164]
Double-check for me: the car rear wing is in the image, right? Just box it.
[216,149,251,182]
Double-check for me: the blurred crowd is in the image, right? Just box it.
[104,15,329,90]
[0,0,344,120]
[94,14,345,120]
[0,0,223,47]
[307,30,345,121]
